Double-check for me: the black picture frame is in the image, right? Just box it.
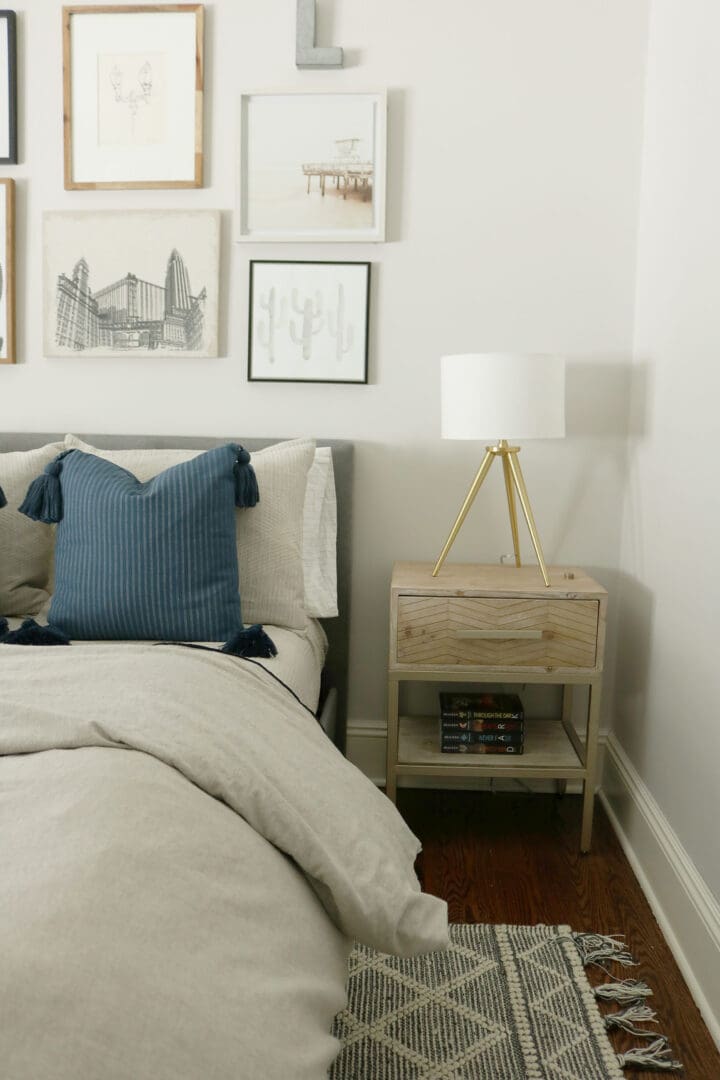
[249,260,371,386]
[0,11,17,166]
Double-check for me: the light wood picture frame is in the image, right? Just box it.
[62,4,204,190]
[0,11,17,165]
[237,91,387,242]
[0,178,15,363]
[248,260,370,383]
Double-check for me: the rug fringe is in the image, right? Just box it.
[617,1036,683,1072]
[573,931,683,1073]
[605,1001,659,1036]
[574,932,637,969]
[594,979,653,1003]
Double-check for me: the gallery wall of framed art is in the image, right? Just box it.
[0,0,392,387]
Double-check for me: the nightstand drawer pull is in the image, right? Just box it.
[454,629,544,641]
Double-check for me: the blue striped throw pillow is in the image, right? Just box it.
[34,445,252,641]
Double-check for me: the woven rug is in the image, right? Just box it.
[331,924,681,1079]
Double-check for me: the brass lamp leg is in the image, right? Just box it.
[506,452,551,587]
[432,449,495,576]
[501,453,522,567]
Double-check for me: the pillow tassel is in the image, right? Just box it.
[0,617,8,636]
[233,447,259,508]
[222,624,277,659]
[0,618,71,646]
[18,450,72,523]
[0,483,6,509]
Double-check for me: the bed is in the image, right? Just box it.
[0,433,448,1080]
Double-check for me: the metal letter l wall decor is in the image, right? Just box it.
[296,0,343,68]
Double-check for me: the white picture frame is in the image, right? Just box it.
[62,4,204,189]
[237,91,386,243]
[44,210,220,359]
[248,260,370,384]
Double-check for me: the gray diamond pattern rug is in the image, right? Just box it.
[331,924,626,1080]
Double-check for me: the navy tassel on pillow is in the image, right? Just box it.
[0,618,71,646]
[0,617,7,636]
[0,483,6,509]
[222,624,277,659]
[233,446,259,508]
[19,450,72,524]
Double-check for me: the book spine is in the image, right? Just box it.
[441,719,524,733]
[441,710,523,721]
[441,743,524,755]
[441,732,524,746]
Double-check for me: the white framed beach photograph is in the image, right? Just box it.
[44,210,220,359]
[248,261,370,383]
[237,91,386,242]
[62,4,204,189]
[0,178,15,363]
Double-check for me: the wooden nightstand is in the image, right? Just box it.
[386,562,607,852]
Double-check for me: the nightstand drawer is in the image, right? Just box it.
[396,595,599,670]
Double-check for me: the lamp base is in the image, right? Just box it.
[432,440,551,586]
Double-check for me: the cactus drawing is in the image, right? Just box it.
[256,287,286,363]
[289,289,324,360]
[327,283,354,361]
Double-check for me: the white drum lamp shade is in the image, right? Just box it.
[441,353,566,441]
[433,353,566,586]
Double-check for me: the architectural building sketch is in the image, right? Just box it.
[55,249,206,352]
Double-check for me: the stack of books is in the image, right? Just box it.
[439,691,524,754]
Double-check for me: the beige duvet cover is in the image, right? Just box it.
[0,644,447,1079]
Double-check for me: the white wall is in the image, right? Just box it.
[0,1,649,748]
[607,0,720,1025]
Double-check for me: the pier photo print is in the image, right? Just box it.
[238,92,386,242]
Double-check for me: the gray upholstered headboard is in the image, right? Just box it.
[0,434,353,753]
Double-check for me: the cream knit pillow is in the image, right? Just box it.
[63,435,315,631]
[0,443,66,615]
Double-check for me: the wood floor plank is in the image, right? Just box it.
[398,788,720,1079]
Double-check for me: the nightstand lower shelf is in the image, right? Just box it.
[398,716,584,778]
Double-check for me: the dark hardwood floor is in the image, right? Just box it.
[398,788,719,1080]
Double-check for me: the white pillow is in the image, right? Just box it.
[0,443,66,615]
[303,447,338,618]
[63,435,315,631]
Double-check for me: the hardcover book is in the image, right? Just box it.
[441,731,524,746]
[441,718,524,733]
[439,690,524,720]
[441,743,524,755]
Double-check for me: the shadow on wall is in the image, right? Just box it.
[552,358,651,558]
[610,570,656,770]
[565,357,651,439]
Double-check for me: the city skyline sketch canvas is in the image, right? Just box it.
[43,211,219,358]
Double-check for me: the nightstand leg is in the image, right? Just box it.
[386,679,399,803]
[580,680,602,852]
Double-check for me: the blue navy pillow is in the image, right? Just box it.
[36,445,251,641]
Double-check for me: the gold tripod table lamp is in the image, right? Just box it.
[433,353,566,587]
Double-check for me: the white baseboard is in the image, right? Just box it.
[600,733,720,1049]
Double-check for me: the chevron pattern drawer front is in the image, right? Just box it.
[396,595,599,671]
